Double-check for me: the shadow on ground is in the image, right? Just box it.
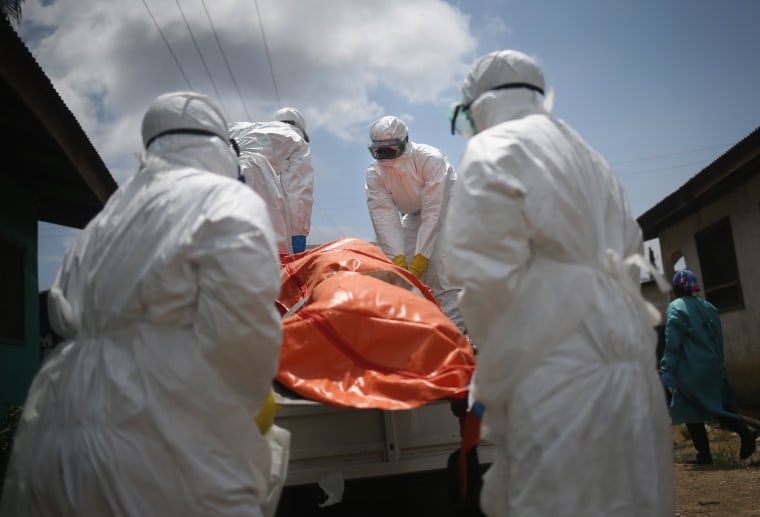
[276,457,489,517]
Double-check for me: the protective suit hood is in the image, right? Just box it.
[462,50,545,102]
[141,92,238,181]
[369,116,410,159]
[462,50,548,133]
[470,89,547,132]
[273,107,309,142]
[142,91,229,148]
[370,116,408,142]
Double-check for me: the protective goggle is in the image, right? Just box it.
[448,99,476,138]
[368,137,408,160]
[449,82,545,137]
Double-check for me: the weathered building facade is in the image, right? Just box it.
[638,126,760,409]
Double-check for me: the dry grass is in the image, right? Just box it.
[672,424,759,467]
[672,424,760,516]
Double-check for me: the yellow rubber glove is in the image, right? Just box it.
[392,254,408,269]
[409,254,429,280]
[254,389,282,435]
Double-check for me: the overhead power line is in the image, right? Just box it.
[141,0,283,118]
[615,143,735,177]
[200,0,251,120]
[142,0,193,90]
[254,0,281,109]
[174,0,230,120]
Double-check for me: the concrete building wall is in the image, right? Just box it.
[641,280,671,318]
[657,173,760,406]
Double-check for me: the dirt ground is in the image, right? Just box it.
[672,423,760,516]
[276,422,760,516]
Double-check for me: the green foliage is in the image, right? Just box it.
[1,403,22,484]
[1,403,21,453]
[1,0,25,23]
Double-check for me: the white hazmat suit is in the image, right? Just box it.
[229,108,314,253]
[443,50,674,516]
[229,122,293,254]
[1,92,284,517]
[365,116,463,332]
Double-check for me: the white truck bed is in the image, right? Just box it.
[275,394,493,486]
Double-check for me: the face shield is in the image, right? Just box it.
[448,96,476,138]
[368,136,408,160]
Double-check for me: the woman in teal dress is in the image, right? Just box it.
[660,269,757,464]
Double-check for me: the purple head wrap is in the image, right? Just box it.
[672,269,700,292]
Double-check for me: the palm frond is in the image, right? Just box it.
[1,0,25,24]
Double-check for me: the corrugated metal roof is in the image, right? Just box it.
[1,16,117,228]
[637,126,760,240]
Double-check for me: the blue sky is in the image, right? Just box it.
[20,0,760,290]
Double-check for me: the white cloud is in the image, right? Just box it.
[19,0,477,183]
[483,15,511,38]
[20,0,760,291]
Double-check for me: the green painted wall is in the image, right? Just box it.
[0,178,40,408]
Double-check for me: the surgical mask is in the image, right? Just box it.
[368,137,408,160]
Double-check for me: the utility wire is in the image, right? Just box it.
[248,0,328,236]
[174,0,230,120]
[617,159,714,177]
[200,0,251,120]
[254,0,281,108]
[142,0,193,89]
[613,144,731,166]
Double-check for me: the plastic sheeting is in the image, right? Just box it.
[276,238,475,410]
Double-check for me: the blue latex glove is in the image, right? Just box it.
[471,400,485,419]
[661,371,676,390]
[291,235,307,254]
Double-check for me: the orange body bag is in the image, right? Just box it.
[276,238,475,410]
